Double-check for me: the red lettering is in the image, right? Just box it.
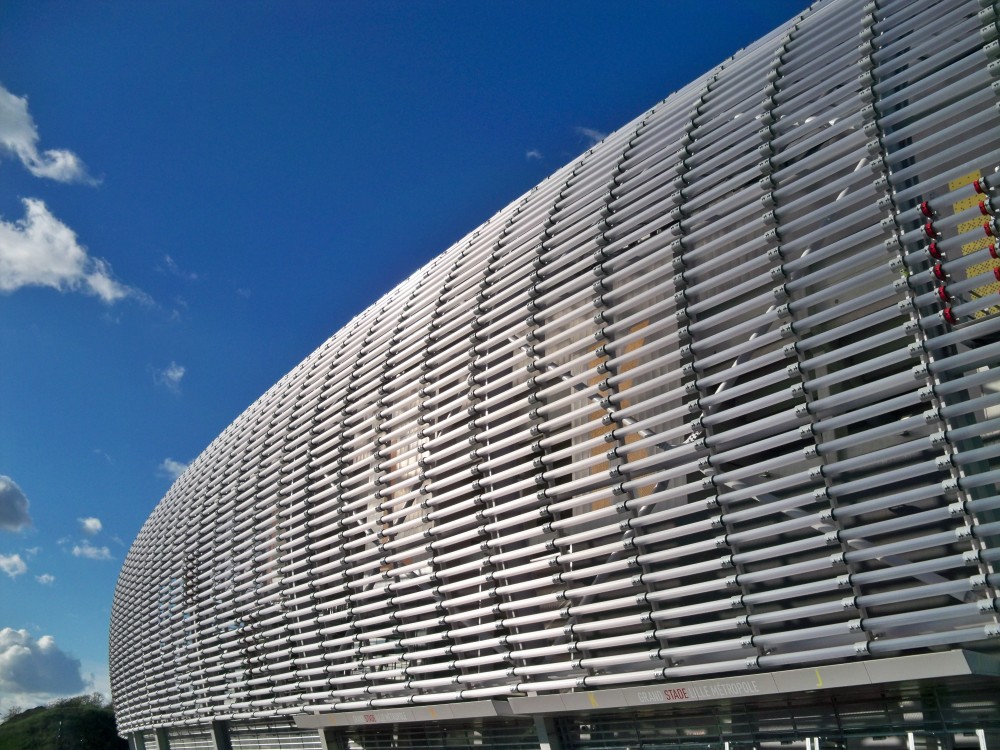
[662,687,689,701]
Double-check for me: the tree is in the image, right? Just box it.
[0,694,127,749]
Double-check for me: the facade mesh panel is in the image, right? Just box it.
[111,0,1000,746]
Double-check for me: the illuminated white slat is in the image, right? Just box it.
[110,0,1000,733]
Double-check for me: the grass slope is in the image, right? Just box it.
[0,698,126,750]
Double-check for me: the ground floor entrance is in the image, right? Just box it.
[130,654,1000,750]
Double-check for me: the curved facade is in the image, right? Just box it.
[112,0,1000,748]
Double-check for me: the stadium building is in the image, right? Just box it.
[110,0,1000,748]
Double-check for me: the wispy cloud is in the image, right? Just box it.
[525,148,543,161]
[70,540,111,561]
[153,361,185,393]
[0,82,96,184]
[0,199,137,303]
[159,254,198,281]
[0,553,26,578]
[0,476,32,533]
[92,448,114,465]
[78,517,102,536]
[35,573,54,585]
[158,458,189,481]
[575,126,607,147]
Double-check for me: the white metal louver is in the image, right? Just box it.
[110,0,1000,740]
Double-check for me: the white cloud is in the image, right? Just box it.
[80,658,110,707]
[0,553,27,578]
[78,517,102,536]
[0,198,134,303]
[92,448,114,465]
[160,254,198,281]
[0,476,32,532]
[525,148,543,161]
[158,458,189,481]
[71,541,111,561]
[70,541,111,561]
[0,628,86,699]
[35,573,54,585]
[575,126,607,147]
[0,83,95,183]
[153,361,186,392]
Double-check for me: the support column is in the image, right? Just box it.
[154,727,170,750]
[209,721,232,750]
[128,732,146,750]
[534,715,563,750]
[318,727,348,750]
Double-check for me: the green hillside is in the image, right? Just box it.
[0,695,126,750]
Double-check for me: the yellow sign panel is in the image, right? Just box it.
[957,217,987,236]
[952,174,998,318]
[962,237,993,255]
[952,195,983,214]
[948,170,982,192]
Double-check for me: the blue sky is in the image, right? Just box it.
[0,1,807,711]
